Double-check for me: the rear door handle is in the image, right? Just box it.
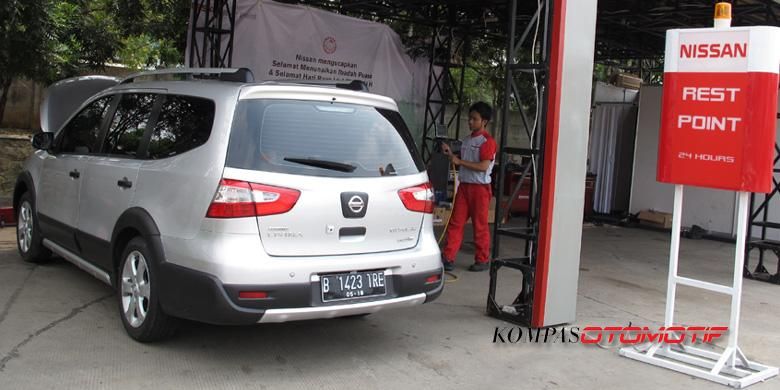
[117,177,133,189]
[69,169,80,179]
[339,227,367,237]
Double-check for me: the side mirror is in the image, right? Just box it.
[31,132,54,151]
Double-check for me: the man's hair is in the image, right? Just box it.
[469,101,492,122]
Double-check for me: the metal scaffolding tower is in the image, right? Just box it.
[420,23,469,162]
[486,0,552,326]
[188,0,238,68]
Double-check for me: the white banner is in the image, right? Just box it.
[187,0,430,138]
[232,0,423,102]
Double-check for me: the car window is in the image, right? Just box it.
[103,93,157,157]
[147,95,215,159]
[57,96,113,154]
[226,99,424,178]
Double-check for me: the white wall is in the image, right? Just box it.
[629,86,780,238]
[592,81,638,103]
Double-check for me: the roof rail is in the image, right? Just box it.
[120,68,255,84]
[261,79,369,92]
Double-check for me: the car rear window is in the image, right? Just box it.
[226,99,424,178]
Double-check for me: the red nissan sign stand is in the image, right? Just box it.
[620,4,780,388]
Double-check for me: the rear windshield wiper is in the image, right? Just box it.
[283,157,357,173]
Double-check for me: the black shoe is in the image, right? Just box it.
[468,262,489,272]
[442,258,455,271]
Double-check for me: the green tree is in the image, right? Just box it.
[1,0,193,125]
[0,0,53,125]
[50,0,121,78]
[113,0,191,68]
[53,0,190,72]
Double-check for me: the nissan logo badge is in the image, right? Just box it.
[348,195,365,214]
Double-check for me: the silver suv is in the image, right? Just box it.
[14,69,443,342]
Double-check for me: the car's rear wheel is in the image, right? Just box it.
[118,237,178,342]
[16,192,51,263]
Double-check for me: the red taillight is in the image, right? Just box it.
[398,182,434,213]
[425,274,441,284]
[206,179,300,218]
[250,183,301,216]
[238,291,268,299]
[206,179,255,218]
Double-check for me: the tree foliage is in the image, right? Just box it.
[51,0,121,78]
[1,0,192,124]
[3,0,191,83]
[113,0,192,68]
[52,0,191,73]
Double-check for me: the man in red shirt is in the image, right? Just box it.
[440,102,497,272]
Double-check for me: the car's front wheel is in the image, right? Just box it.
[16,192,51,263]
[118,237,178,342]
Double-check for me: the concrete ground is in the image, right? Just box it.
[0,224,779,389]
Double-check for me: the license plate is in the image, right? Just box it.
[321,271,386,302]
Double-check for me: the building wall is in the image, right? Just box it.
[1,80,44,130]
[0,131,34,207]
[1,66,135,130]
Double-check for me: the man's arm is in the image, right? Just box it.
[440,139,495,172]
[452,157,491,172]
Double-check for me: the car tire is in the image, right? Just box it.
[117,237,178,342]
[16,192,51,263]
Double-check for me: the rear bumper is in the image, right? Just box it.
[158,262,443,325]
[259,293,426,323]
